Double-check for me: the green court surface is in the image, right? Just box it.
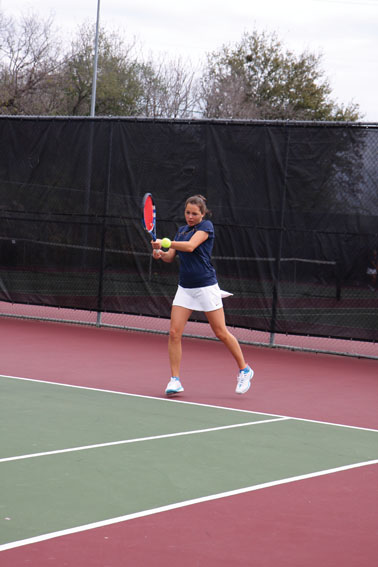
[1,375,377,548]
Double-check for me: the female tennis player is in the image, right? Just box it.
[151,194,254,395]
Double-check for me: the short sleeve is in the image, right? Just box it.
[198,219,214,236]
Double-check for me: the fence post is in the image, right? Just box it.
[96,121,114,325]
[269,125,291,346]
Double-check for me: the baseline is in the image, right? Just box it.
[1,374,377,433]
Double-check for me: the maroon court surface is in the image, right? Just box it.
[0,317,377,566]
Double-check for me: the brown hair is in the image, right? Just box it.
[185,194,211,217]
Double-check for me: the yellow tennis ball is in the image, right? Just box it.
[161,237,171,249]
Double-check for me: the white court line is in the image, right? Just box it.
[0,417,289,464]
[1,458,377,552]
[1,374,378,433]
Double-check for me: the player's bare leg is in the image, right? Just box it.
[206,308,254,394]
[205,308,246,368]
[165,306,191,394]
[168,305,192,377]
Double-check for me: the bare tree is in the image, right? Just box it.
[201,70,259,119]
[136,55,201,118]
[0,11,63,115]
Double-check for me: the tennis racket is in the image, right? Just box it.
[142,192,156,241]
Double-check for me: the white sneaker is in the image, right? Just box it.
[165,377,184,395]
[235,366,254,394]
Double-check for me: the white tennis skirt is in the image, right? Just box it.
[172,283,233,312]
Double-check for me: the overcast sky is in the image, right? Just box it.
[1,0,377,121]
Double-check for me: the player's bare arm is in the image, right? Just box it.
[152,231,209,254]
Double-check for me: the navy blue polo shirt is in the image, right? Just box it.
[175,219,218,288]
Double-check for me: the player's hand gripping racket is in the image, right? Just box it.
[142,192,156,241]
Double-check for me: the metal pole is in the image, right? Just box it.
[90,0,101,117]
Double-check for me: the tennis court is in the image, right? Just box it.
[0,316,377,566]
